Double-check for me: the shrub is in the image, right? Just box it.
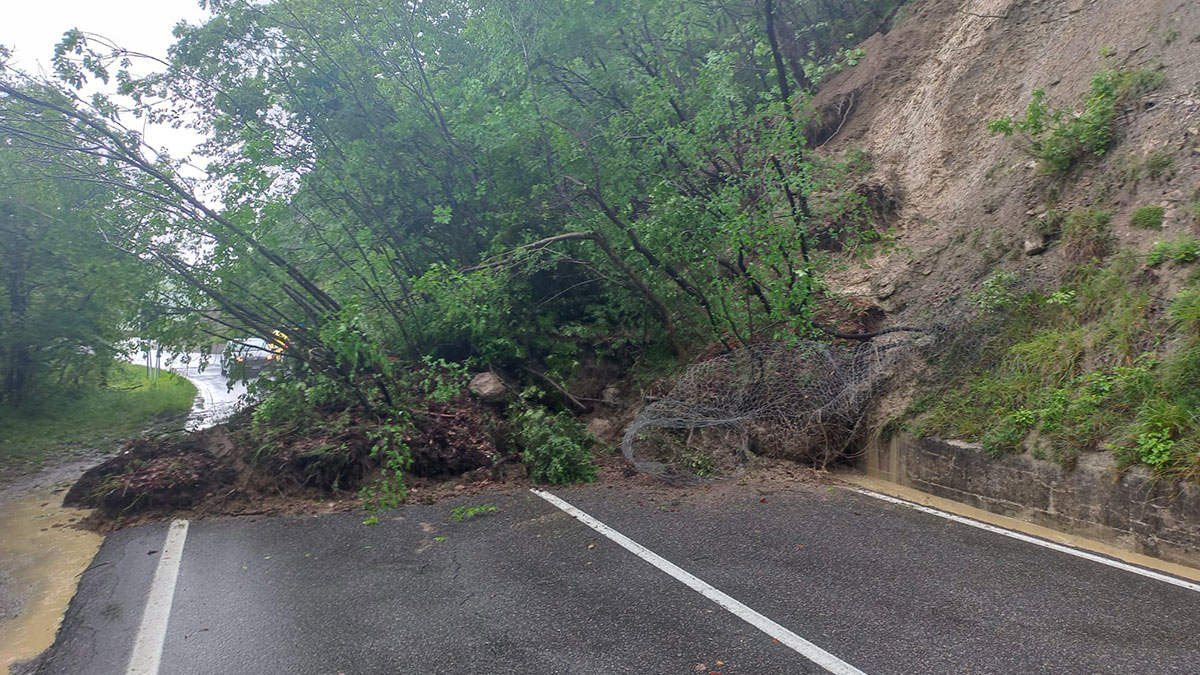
[1063,208,1114,262]
[1130,206,1165,229]
[512,405,598,484]
[975,271,1020,313]
[988,69,1163,174]
[1031,208,1066,238]
[1147,235,1200,266]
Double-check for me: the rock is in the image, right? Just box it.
[468,371,506,402]
[491,457,529,481]
[602,384,621,406]
[875,280,896,300]
[586,417,617,440]
[1024,237,1047,256]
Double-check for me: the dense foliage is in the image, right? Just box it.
[0,134,157,406]
[0,0,904,484]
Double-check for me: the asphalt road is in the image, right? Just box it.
[33,480,1200,675]
[163,355,247,431]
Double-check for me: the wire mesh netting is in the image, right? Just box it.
[621,328,938,479]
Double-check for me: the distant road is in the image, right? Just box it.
[124,350,247,430]
[36,480,1200,674]
[165,356,246,431]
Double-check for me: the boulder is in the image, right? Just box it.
[468,371,506,402]
[586,417,618,440]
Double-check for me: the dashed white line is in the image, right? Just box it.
[531,489,867,675]
[847,487,1200,594]
[126,519,190,675]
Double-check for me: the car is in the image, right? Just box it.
[220,337,278,376]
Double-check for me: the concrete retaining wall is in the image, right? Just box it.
[861,434,1200,567]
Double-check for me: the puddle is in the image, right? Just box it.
[0,488,101,671]
[0,353,239,671]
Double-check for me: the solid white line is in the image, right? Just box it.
[847,487,1200,594]
[126,519,190,675]
[530,489,867,675]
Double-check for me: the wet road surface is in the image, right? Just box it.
[0,353,244,672]
[35,481,1200,674]
[128,353,247,431]
[169,359,246,431]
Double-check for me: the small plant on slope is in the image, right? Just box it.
[1148,235,1200,266]
[1063,208,1114,262]
[1130,206,1165,230]
[988,68,1163,174]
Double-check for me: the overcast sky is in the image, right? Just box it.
[1,0,213,164]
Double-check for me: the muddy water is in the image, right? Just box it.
[0,354,240,671]
[0,489,101,671]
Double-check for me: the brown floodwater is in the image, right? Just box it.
[0,354,233,670]
[0,488,101,671]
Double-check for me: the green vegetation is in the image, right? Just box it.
[1148,235,1200,266]
[0,0,910,497]
[1063,208,1114,262]
[989,68,1163,173]
[1124,151,1176,183]
[911,255,1200,476]
[1170,286,1200,334]
[450,504,499,521]
[677,448,717,478]
[0,362,196,468]
[0,144,161,408]
[512,405,598,485]
[975,271,1020,313]
[1130,206,1165,229]
[1141,152,1176,181]
[1030,208,1067,238]
[359,416,414,515]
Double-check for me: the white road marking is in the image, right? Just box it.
[531,489,867,675]
[848,487,1200,594]
[126,519,190,675]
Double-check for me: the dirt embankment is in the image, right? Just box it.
[815,0,1200,314]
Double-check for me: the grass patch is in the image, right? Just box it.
[1130,205,1165,229]
[0,362,196,469]
[910,258,1200,476]
[1125,151,1176,183]
[1142,152,1176,181]
[1148,234,1200,266]
[1063,208,1114,262]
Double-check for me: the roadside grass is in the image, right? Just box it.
[0,362,196,469]
[910,254,1200,477]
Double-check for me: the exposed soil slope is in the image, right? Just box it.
[816,0,1200,313]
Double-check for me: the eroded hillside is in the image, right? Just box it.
[815,0,1200,473]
